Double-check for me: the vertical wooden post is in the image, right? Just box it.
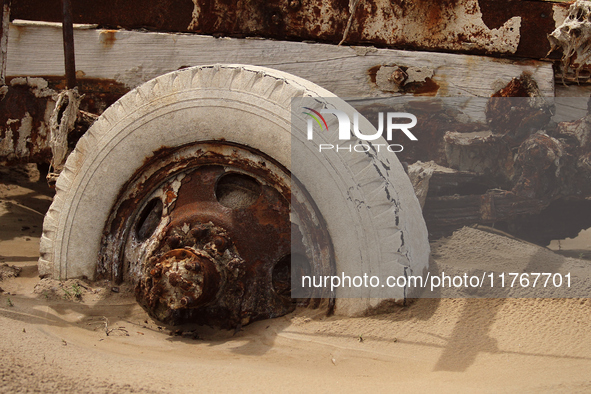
[62,0,76,89]
[0,0,10,86]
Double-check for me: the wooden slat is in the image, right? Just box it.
[6,20,555,98]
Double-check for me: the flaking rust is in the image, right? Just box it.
[0,78,55,163]
[12,0,561,58]
[548,0,591,81]
[0,76,126,164]
[362,71,591,239]
[135,166,293,327]
[413,77,591,238]
[373,65,437,95]
[6,0,582,327]
[98,143,323,329]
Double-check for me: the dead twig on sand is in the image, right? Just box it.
[93,316,129,336]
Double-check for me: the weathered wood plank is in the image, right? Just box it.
[6,20,555,98]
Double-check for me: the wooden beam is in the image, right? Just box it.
[6,20,555,98]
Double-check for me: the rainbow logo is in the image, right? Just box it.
[303,107,328,131]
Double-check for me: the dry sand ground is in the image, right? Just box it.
[1,164,590,393]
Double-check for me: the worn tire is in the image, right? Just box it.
[39,64,429,316]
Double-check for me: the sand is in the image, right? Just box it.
[1,164,590,393]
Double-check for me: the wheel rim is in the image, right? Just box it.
[98,142,333,327]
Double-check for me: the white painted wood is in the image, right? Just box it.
[6,20,555,98]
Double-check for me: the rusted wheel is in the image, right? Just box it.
[39,65,429,324]
[98,142,325,327]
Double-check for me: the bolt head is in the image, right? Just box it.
[191,225,209,240]
[212,235,229,253]
[167,235,181,248]
[150,267,162,278]
[185,261,202,273]
[389,68,408,86]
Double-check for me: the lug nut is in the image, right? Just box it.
[212,235,229,253]
[150,266,162,278]
[185,261,201,273]
[180,296,194,307]
[191,226,209,240]
[167,235,181,248]
[389,67,408,86]
[168,272,182,287]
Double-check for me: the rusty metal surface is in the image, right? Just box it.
[10,0,568,60]
[380,89,591,240]
[31,76,128,115]
[0,76,127,164]
[136,165,293,326]
[0,78,54,163]
[477,0,562,59]
[11,0,194,33]
[548,1,591,81]
[99,142,332,328]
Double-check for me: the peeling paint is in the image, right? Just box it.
[114,65,151,90]
[10,77,53,97]
[187,0,201,31]
[553,3,570,29]
[0,125,13,156]
[49,88,81,172]
[15,112,32,156]
[548,0,591,79]
[0,76,124,164]
[356,0,521,54]
[11,0,560,58]
[0,79,56,163]
[372,64,438,95]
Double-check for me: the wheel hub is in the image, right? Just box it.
[98,143,332,328]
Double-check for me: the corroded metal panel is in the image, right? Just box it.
[0,78,54,163]
[10,0,569,59]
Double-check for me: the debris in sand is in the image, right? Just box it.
[0,263,22,281]
[93,316,129,337]
[33,278,93,301]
